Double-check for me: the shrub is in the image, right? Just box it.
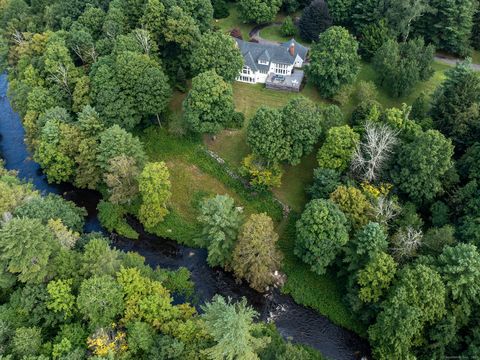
[281,16,296,37]
[97,200,139,239]
[240,154,283,190]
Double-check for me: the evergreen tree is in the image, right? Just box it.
[298,0,332,42]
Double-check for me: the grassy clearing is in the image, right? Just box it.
[215,3,254,39]
[278,215,367,336]
[473,50,480,64]
[136,127,283,246]
[260,24,295,43]
[206,61,450,213]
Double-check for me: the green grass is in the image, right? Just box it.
[278,215,367,336]
[215,3,254,40]
[259,24,295,43]
[259,23,309,46]
[206,61,450,213]
[473,50,480,64]
[135,127,282,246]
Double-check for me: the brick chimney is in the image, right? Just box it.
[289,41,295,56]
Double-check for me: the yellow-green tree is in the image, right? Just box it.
[232,213,282,292]
[138,162,171,229]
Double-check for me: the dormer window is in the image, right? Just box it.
[258,60,269,65]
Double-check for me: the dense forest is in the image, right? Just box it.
[1,0,480,359]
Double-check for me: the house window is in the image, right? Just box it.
[273,63,289,75]
[238,75,255,83]
[258,60,269,65]
[242,66,251,75]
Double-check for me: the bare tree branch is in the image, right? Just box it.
[351,122,399,182]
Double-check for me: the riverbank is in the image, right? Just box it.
[0,72,370,359]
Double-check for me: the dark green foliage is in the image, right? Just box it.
[423,225,456,254]
[295,199,349,275]
[373,38,435,97]
[416,0,476,56]
[183,70,235,134]
[13,194,86,232]
[97,125,146,172]
[90,51,171,131]
[97,200,139,239]
[307,26,360,98]
[247,97,323,165]
[238,0,282,24]
[431,62,480,153]
[280,16,296,37]
[191,31,243,82]
[212,0,229,19]
[390,130,454,203]
[298,0,332,42]
[430,201,450,227]
[308,168,341,199]
[326,0,354,26]
[359,20,390,60]
[369,264,446,360]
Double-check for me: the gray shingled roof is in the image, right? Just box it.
[234,38,308,71]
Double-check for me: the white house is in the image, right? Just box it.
[234,38,308,91]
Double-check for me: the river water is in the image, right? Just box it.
[0,73,370,360]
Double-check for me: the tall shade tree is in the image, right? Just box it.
[326,0,354,26]
[97,125,146,172]
[416,0,476,56]
[384,0,430,41]
[232,213,282,292]
[330,185,372,230]
[138,162,172,229]
[369,264,446,360]
[197,195,243,268]
[435,243,480,311]
[77,275,124,328]
[373,38,435,97]
[201,296,270,359]
[317,125,360,173]
[357,251,397,303]
[295,199,349,275]
[343,222,388,273]
[247,107,286,164]
[281,96,323,165]
[90,51,171,131]
[183,70,235,134]
[191,31,243,82]
[430,61,480,153]
[390,129,454,203]
[307,26,360,97]
[0,218,57,283]
[298,0,332,42]
[238,0,282,24]
[104,155,140,205]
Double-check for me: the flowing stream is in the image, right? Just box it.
[0,73,370,360]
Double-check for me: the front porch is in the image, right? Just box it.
[265,69,304,92]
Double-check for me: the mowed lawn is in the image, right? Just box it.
[207,61,451,212]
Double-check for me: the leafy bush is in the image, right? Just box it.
[97,200,139,239]
[240,154,283,191]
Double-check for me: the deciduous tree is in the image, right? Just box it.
[317,125,359,173]
[191,32,243,82]
[295,199,349,275]
[197,195,243,268]
[238,0,282,24]
[183,70,235,134]
[232,213,282,291]
[307,26,360,97]
[138,162,172,229]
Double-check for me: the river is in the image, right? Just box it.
[0,73,370,360]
